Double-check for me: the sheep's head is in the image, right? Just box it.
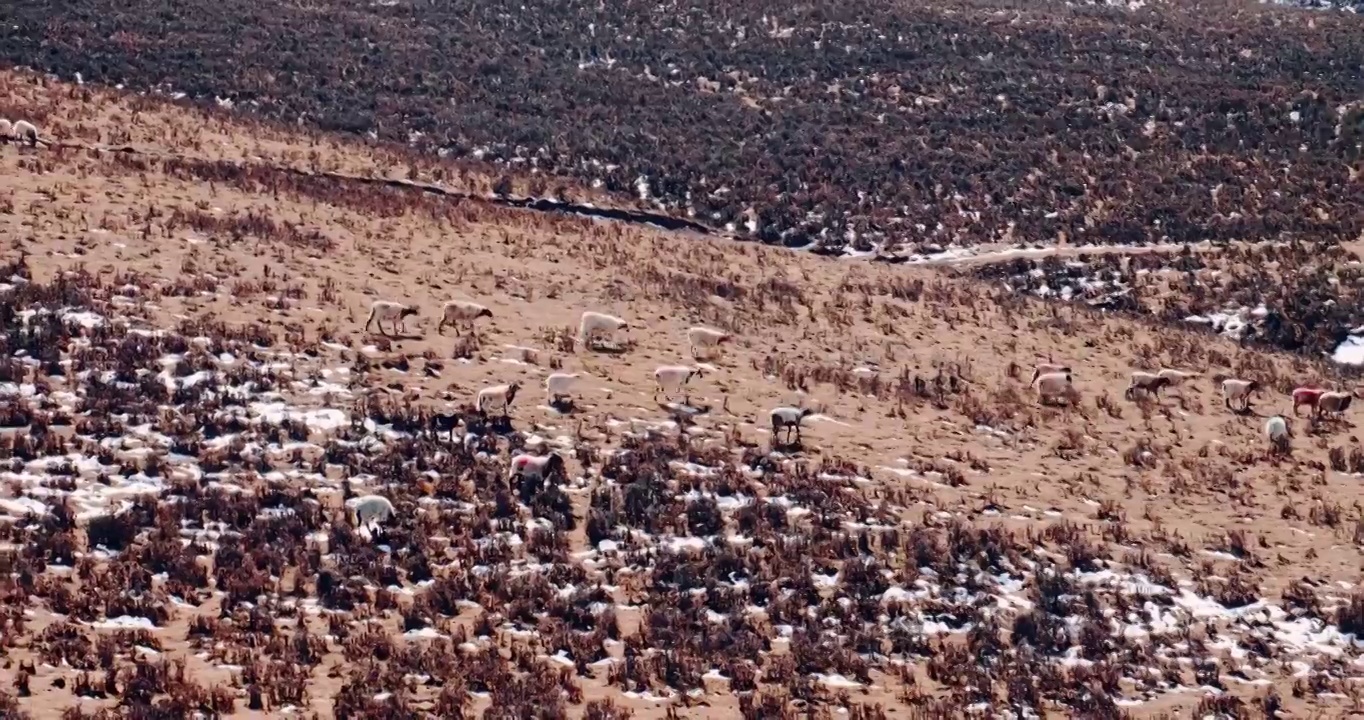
[506,381,522,403]
[479,308,494,318]
[800,408,816,419]
[401,307,420,319]
[1248,380,1261,393]
[547,454,566,477]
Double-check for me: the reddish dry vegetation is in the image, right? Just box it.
[1,71,1364,720]
[1,0,1362,254]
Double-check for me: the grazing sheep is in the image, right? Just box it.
[11,120,38,146]
[654,364,704,402]
[545,372,581,406]
[770,406,816,445]
[577,311,629,350]
[1124,371,1172,401]
[1220,378,1260,412]
[1157,368,1197,390]
[1292,386,1327,416]
[1265,415,1292,453]
[1315,390,1355,419]
[687,326,731,360]
[345,494,395,530]
[508,452,567,486]
[1028,363,1071,384]
[1034,370,1075,406]
[436,300,493,335]
[476,381,521,419]
[364,300,419,337]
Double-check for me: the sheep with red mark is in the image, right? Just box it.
[508,452,567,485]
[508,452,567,497]
[1292,387,1327,416]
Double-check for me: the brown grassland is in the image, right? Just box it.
[1,70,1364,719]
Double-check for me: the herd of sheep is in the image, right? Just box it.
[0,118,40,146]
[352,297,827,535]
[1031,362,1358,455]
[349,286,1362,537]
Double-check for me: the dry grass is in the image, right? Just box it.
[0,70,1362,719]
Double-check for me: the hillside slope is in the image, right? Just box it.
[0,71,1361,719]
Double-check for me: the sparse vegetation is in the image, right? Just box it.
[0,53,1362,718]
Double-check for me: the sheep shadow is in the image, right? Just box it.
[548,398,579,415]
[368,331,424,342]
[480,415,518,436]
[657,400,711,415]
[657,400,711,428]
[770,437,806,453]
[584,342,631,355]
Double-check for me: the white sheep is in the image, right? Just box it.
[1124,371,1173,401]
[1028,363,1070,384]
[508,452,567,486]
[345,494,395,533]
[1157,368,1197,388]
[770,406,816,445]
[1316,391,1355,419]
[436,300,493,335]
[11,120,38,146]
[1265,415,1292,453]
[364,300,419,336]
[1220,378,1260,412]
[687,326,732,360]
[545,372,581,406]
[476,381,522,419]
[654,364,704,403]
[578,311,629,350]
[1034,370,1075,406]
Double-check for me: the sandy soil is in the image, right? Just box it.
[0,69,1362,719]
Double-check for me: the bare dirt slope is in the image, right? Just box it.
[0,71,1362,719]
